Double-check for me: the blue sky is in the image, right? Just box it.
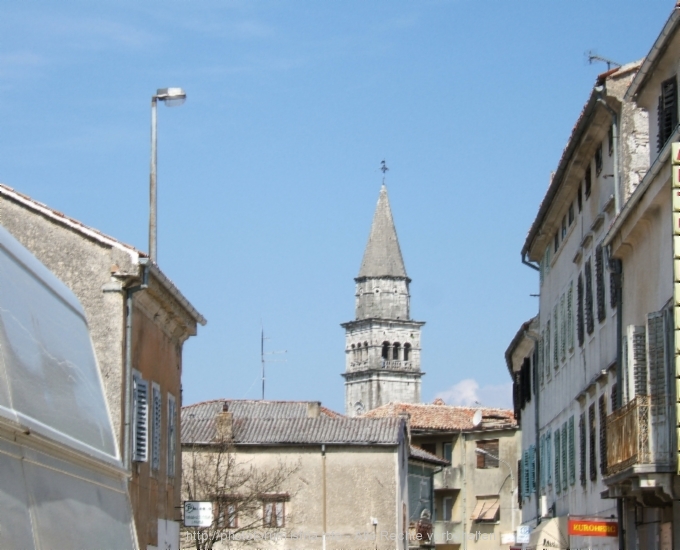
[0,0,673,413]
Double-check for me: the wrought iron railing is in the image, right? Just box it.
[606,395,650,476]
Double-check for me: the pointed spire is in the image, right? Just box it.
[358,185,407,278]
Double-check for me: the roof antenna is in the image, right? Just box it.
[586,50,621,70]
[380,159,389,185]
[261,324,287,400]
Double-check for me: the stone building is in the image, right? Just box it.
[600,6,680,547]
[365,401,519,550]
[0,183,206,550]
[512,60,646,549]
[342,185,425,416]
[181,399,428,550]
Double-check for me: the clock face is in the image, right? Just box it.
[354,401,365,415]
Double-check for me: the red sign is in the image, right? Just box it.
[568,519,618,537]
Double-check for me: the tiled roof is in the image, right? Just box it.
[363,402,517,432]
[358,184,408,279]
[181,399,400,446]
[410,445,450,466]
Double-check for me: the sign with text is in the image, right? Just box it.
[568,519,618,537]
[184,501,213,527]
[516,525,530,544]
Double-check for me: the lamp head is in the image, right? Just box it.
[155,87,186,107]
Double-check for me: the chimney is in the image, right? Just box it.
[307,402,321,418]
[215,402,233,442]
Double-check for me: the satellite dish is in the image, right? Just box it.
[472,409,482,428]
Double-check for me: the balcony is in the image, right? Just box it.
[606,395,650,476]
[408,519,433,547]
[433,521,463,545]
[434,466,462,491]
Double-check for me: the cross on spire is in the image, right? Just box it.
[380,159,389,184]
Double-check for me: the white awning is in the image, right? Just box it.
[527,517,569,550]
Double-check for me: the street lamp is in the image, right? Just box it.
[149,87,186,263]
[475,448,517,535]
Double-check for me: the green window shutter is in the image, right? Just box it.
[648,311,666,418]
[579,413,586,487]
[540,435,546,490]
[546,431,552,485]
[561,423,568,492]
[546,321,552,378]
[560,294,566,362]
[554,429,561,494]
[529,445,536,494]
[568,416,576,485]
[553,305,559,368]
[567,282,574,351]
[523,450,530,499]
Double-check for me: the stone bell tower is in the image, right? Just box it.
[341,183,424,416]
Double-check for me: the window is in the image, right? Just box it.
[561,216,567,240]
[584,260,594,335]
[568,416,575,486]
[545,321,551,378]
[568,203,574,226]
[577,274,585,346]
[595,245,606,323]
[546,431,552,486]
[443,442,453,463]
[167,394,176,477]
[589,404,597,481]
[584,162,592,198]
[151,383,162,471]
[442,496,453,522]
[381,342,390,360]
[577,184,583,212]
[132,373,149,463]
[657,76,678,152]
[471,496,500,522]
[216,500,238,529]
[560,294,566,363]
[263,498,286,527]
[476,440,499,468]
[529,445,536,494]
[403,343,411,361]
[579,413,586,487]
[554,232,559,253]
[553,305,559,368]
[421,443,436,456]
[554,429,561,494]
[608,124,614,156]
[561,423,567,493]
[540,434,546,490]
[595,143,603,176]
[567,282,574,351]
[599,395,607,475]
[393,342,400,360]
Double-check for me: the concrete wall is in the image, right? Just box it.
[182,444,406,550]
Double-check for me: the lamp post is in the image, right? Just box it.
[149,87,186,263]
[475,448,517,535]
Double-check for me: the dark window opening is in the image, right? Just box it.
[584,163,592,198]
[568,203,574,226]
[393,342,400,360]
[599,395,607,475]
[608,125,614,156]
[381,342,390,359]
[595,143,603,176]
[404,343,411,361]
[589,404,597,481]
[577,184,583,212]
[554,233,559,253]
[561,216,567,239]
[476,440,500,469]
[595,245,606,322]
[657,76,678,152]
[584,260,594,335]
[577,274,585,347]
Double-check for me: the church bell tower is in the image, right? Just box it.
[341,182,424,416]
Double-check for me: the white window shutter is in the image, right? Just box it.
[151,383,162,471]
[132,376,149,462]
[627,325,647,397]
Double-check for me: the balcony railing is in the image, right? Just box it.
[606,395,650,476]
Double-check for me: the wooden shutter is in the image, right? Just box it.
[611,383,618,412]
[540,434,546,490]
[132,375,149,463]
[523,450,530,498]
[647,312,666,418]
[546,431,552,486]
[554,429,561,494]
[567,283,574,351]
[568,416,575,486]
[167,394,176,477]
[553,305,559,368]
[585,260,594,335]
[577,275,585,346]
[151,383,162,471]
[561,423,568,492]
[529,445,536,494]
[538,332,544,386]
[545,320,552,378]
[560,294,566,362]
[627,325,647,397]
[595,245,606,322]
[599,395,607,475]
[579,413,586,486]
[589,404,597,481]
[657,76,678,152]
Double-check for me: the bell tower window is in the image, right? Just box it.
[404,343,411,361]
[393,342,401,360]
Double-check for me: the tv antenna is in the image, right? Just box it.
[261,326,287,400]
[586,51,621,71]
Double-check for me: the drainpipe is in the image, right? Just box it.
[123,263,149,472]
[461,430,467,550]
[611,255,625,550]
[595,87,621,215]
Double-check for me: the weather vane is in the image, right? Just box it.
[381,159,389,184]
